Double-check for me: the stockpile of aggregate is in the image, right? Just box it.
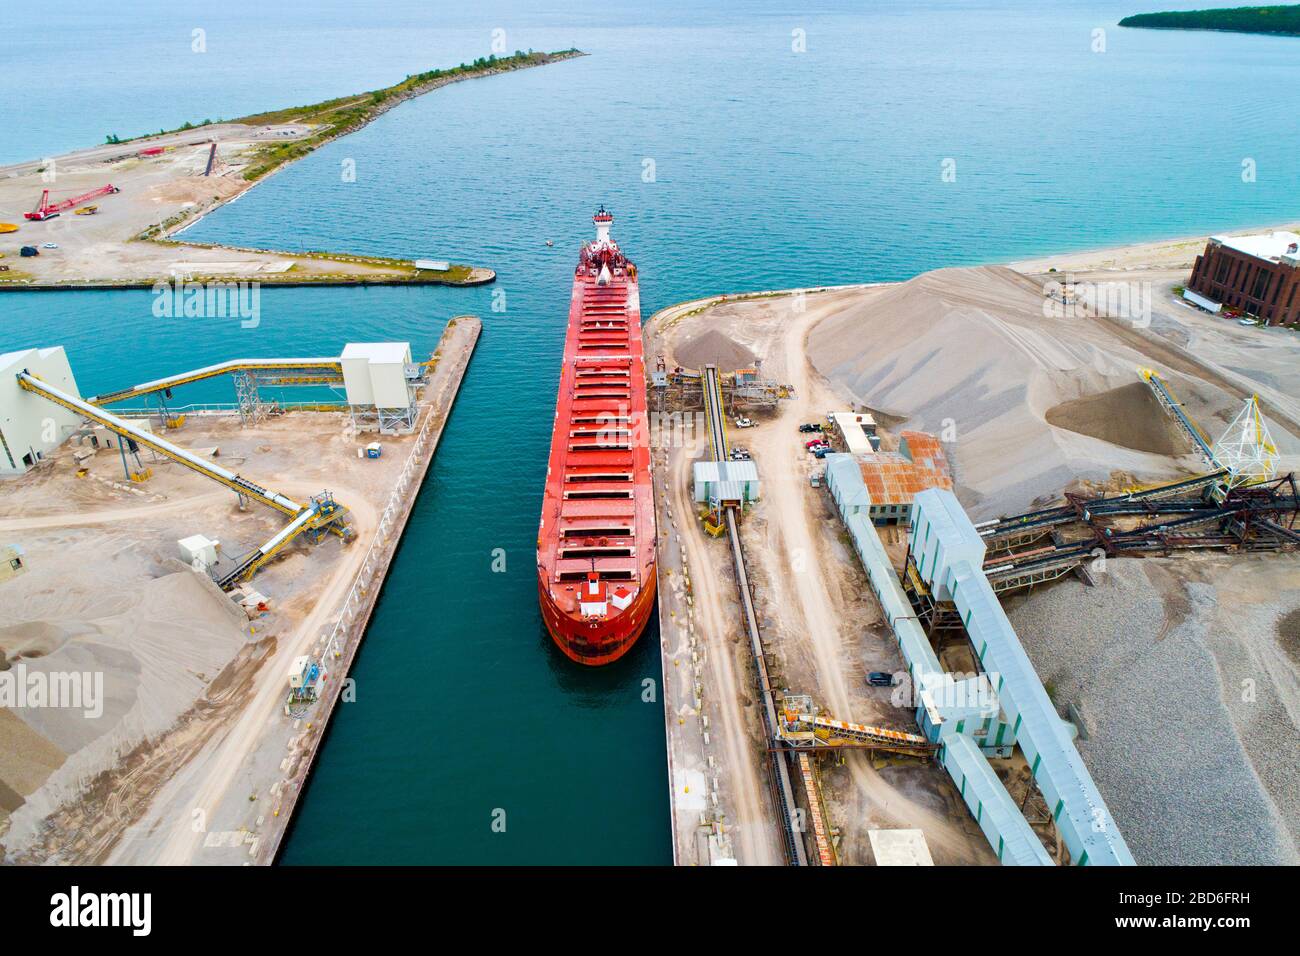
[1005,558,1299,865]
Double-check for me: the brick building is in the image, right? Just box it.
[1187,231,1300,326]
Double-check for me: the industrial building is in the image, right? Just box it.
[824,471,1135,865]
[822,431,952,525]
[1187,231,1300,326]
[0,347,83,476]
[340,342,419,433]
[693,459,760,507]
[828,410,878,454]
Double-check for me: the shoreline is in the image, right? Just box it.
[650,218,1300,311]
[1007,217,1300,275]
[0,272,496,292]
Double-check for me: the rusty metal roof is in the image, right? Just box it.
[858,431,951,506]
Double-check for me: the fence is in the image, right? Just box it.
[321,397,442,662]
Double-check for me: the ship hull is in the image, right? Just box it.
[536,211,656,667]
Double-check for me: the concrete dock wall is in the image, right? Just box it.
[257,315,481,863]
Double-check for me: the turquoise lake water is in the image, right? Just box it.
[3,1,1298,863]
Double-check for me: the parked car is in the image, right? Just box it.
[729,447,751,461]
[798,423,823,433]
[804,438,827,449]
[41,242,58,249]
[867,671,897,687]
[813,447,829,459]
[735,417,755,428]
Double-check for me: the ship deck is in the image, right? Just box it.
[538,265,655,609]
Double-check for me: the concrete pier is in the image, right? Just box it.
[257,315,481,863]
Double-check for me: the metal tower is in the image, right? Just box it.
[1212,396,1279,488]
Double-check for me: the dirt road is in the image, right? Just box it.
[137,484,378,864]
[665,444,783,865]
[743,297,986,860]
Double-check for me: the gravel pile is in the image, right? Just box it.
[1006,560,1296,865]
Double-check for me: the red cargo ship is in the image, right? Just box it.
[537,208,656,665]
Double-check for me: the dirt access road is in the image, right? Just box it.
[662,440,784,865]
[134,483,379,865]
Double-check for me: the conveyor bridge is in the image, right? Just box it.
[88,357,345,406]
[777,696,936,757]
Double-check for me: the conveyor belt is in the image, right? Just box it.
[796,753,835,866]
[981,470,1230,545]
[19,371,302,516]
[215,500,327,589]
[1140,368,1217,465]
[18,370,350,587]
[701,364,729,461]
[779,707,936,757]
[702,360,806,865]
[89,357,344,406]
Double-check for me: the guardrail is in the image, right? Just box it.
[321,399,441,663]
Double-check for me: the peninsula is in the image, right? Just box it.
[0,50,584,290]
[1119,5,1300,36]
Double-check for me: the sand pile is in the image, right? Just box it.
[1045,382,1190,455]
[807,266,1206,517]
[144,175,243,206]
[1,539,247,854]
[1279,607,1300,665]
[676,328,757,371]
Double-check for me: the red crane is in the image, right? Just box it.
[25,184,120,221]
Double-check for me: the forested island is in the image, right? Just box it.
[1119,5,1300,36]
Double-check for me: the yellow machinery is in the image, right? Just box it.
[1141,368,1279,491]
[1139,367,1217,464]
[778,694,936,757]
[780,694,935,865]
